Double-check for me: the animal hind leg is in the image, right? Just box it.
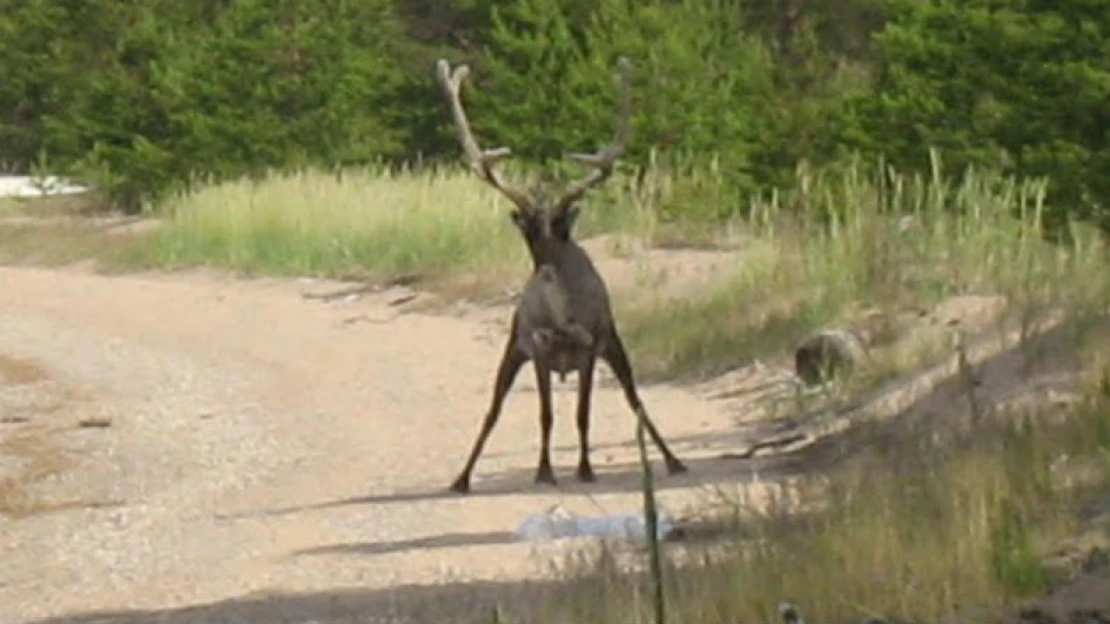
[574,354,598,483]
[601,329,687,475]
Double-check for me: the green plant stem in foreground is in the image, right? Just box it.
[636,413,665,624]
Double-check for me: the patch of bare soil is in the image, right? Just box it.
[0,353,50,385]
[0,353,121,517]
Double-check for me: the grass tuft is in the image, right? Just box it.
[136,163,658,283]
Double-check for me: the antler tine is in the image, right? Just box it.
[436,59,533,210]
[555,56,634,210]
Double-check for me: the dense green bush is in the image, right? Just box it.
[858,0,1110,231]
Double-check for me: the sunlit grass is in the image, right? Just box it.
[620,151,1110,380]
[137,162,659,282]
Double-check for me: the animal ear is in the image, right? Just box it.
[564,204,580,227]
[551,204,580,239]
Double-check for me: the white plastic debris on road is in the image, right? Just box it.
[516,503,676,542]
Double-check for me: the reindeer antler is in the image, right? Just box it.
[554,57,633,212]
[436,59,533,211]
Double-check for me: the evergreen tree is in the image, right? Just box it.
[863,0,1110,228]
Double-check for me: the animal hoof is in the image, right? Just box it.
[448,476,471,494]
[576,464,597,483]
[666,459,688,475]
[534,466,557,486]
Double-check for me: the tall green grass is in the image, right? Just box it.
[139,162,657,280]
[621,150,1110,380]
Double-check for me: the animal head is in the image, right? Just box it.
[435,57,633,266]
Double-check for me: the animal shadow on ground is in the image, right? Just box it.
[293,529,517,558]
[231,426,806,522]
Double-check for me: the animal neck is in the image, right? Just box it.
[524,237,572,271]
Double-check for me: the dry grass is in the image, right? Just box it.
[508,350,1110,624]
[0,193,152,268]
[619,151,1110,381]
[0,218,149,268]
[133,163,660,284]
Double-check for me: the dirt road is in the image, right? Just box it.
[0,261,770,623]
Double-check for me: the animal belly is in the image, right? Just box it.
[524,326,591,376]
[549,349,578,375]
[543,335,586,376]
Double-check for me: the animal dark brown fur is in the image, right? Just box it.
[435,57,687,493]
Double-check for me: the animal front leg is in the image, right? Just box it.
[449,334,528,494]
